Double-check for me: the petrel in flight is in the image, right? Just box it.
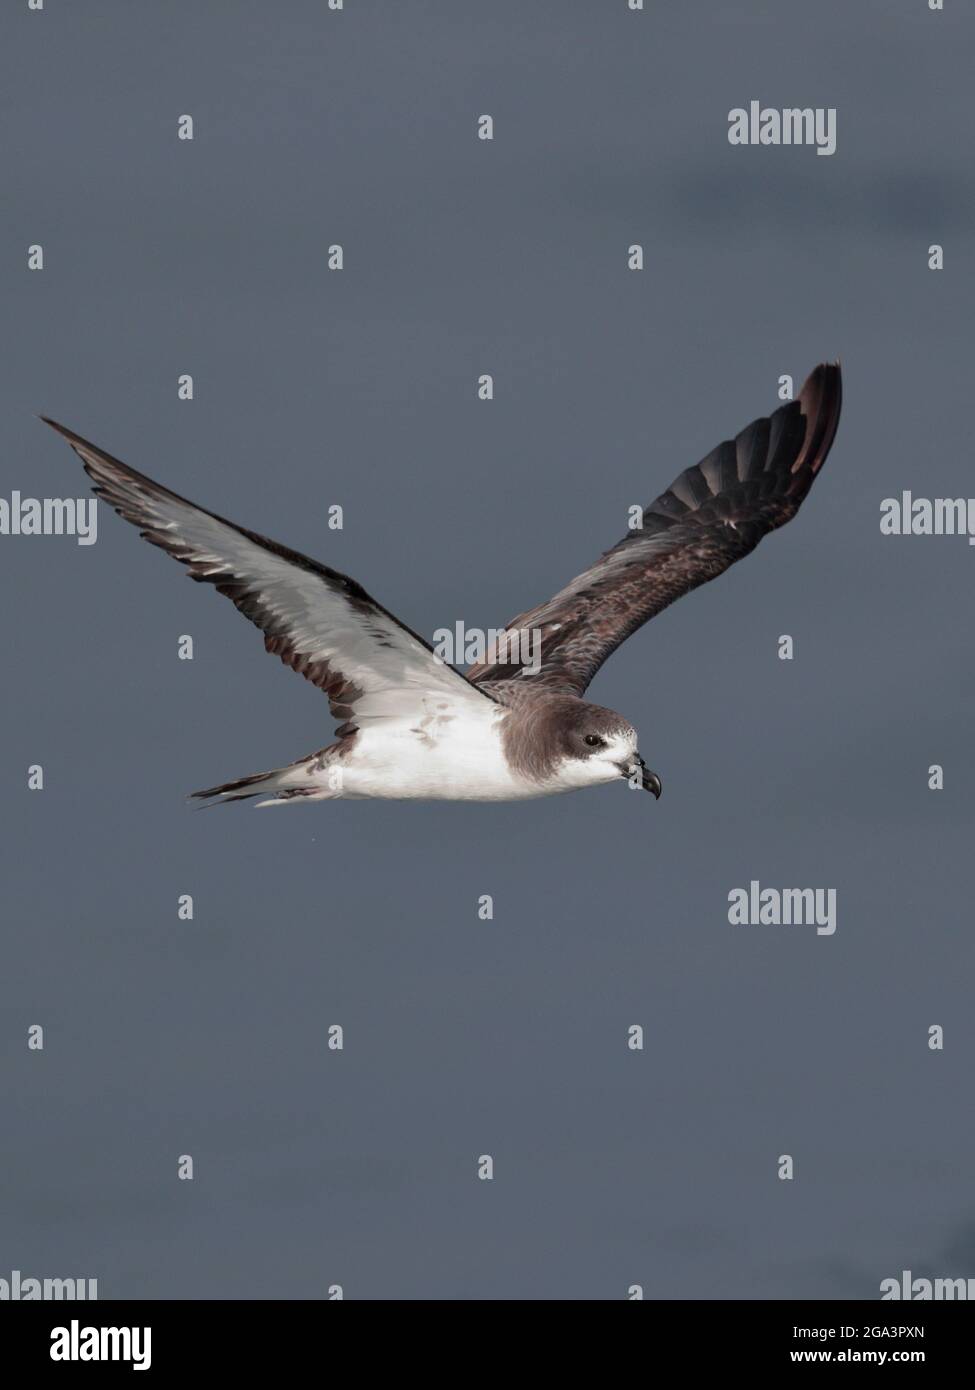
[43,363,841,807]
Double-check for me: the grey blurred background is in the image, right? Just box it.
[2,0,973,1300]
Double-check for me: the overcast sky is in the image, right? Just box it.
[2,0,974,1298]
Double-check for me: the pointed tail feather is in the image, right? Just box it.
[190,768,276,807]
[189,749,337,808]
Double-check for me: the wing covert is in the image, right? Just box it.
[467,363,841,699]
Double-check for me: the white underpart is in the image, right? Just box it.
[273,706,641,803]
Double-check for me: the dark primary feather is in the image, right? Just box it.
[467,363,842,700]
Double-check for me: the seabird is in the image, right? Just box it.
[42,362,841,807]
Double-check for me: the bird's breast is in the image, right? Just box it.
[337,708,558,801]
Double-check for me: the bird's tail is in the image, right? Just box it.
[190,748,338,808]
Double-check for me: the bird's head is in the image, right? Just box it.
[554,700,661,797]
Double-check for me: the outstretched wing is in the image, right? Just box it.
[42,419,497,731]
[467,363,842,699]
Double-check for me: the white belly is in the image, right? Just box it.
[331,708,559,801]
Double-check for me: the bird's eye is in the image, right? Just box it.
[584,734,604,748]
